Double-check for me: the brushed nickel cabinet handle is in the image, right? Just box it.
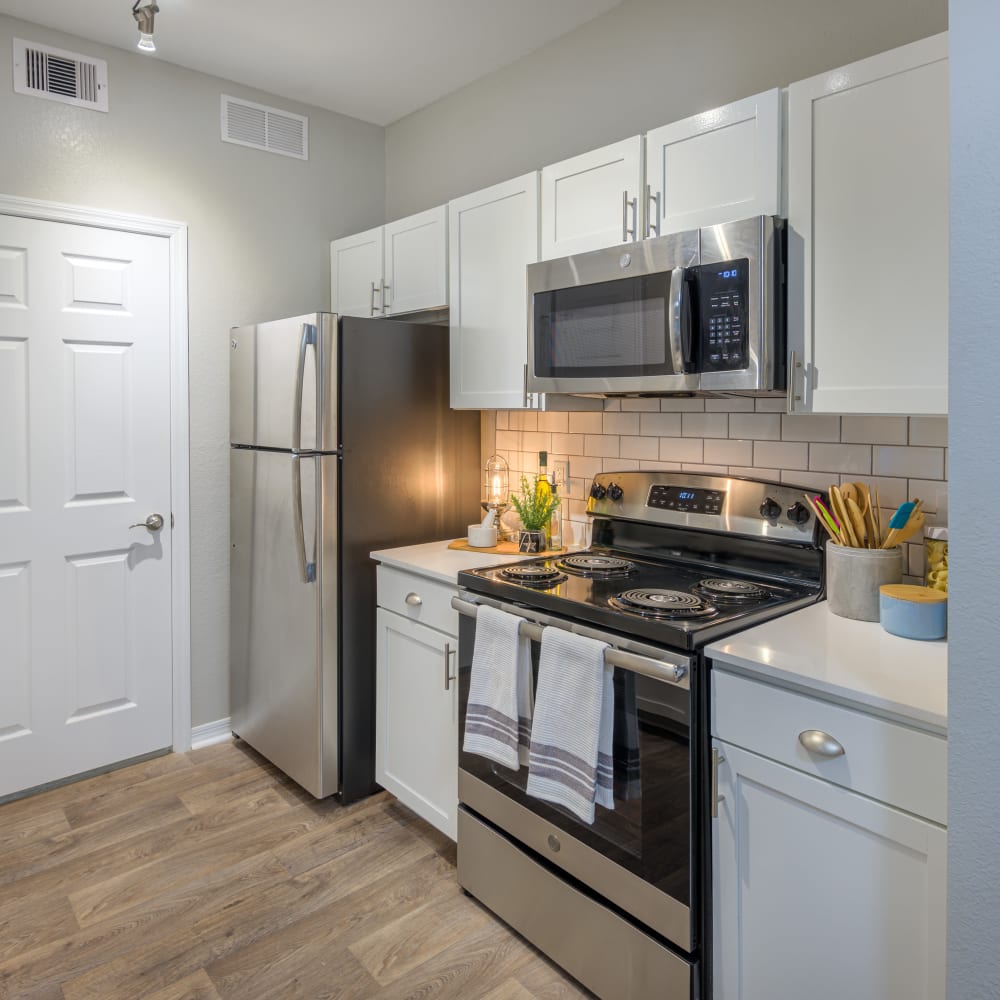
[711,747,725,819]
[799,729,845,757]
[404,592,422,607]
[646,184,661,237]
[444,642,456,690]
[789,350,803,410]
[622,189,638,242]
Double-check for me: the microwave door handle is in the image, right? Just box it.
[667,267,689,374]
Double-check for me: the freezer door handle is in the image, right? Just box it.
[292,457,316,583]
[292,322,317,452]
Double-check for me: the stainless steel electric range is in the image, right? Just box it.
[452,471,826,1000]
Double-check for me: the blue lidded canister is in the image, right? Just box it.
[879,584,947,640]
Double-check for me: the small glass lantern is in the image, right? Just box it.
[483,453,509,527]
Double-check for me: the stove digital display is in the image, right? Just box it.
[647,485,725,515]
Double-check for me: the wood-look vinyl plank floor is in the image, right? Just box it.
[0,739,591,999]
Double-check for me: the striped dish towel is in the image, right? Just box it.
[463,605,533,770]
[526,627,614,824]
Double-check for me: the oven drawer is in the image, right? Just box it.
[711,668,946,824]
[376,565,458,636]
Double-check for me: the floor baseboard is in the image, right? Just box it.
[190,718,233,750]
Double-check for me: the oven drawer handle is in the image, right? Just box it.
[450,596,688,685]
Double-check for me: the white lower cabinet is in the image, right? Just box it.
[711,669,946,1000]
[375,570,459,839]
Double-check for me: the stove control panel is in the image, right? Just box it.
[648,484,724,515]
[586,471,823,545]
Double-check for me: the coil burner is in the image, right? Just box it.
[608,588,717,620]
[556,553,638,579]
[498,564,567,588]
[693,578,771,604]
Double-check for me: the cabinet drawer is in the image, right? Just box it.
[376,565,458,636]
[711,668,946,824]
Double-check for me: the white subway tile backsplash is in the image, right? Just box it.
[873,446,945,480]
[754,441,808,470]
[584,435,620,458]
[551,433,586,454]
[867,476,909,509]
[508,411,538,431]
[639,459,683,471]
[782,470,832,493]
[496,430,521,451]
[782,414,840,442]
[730,466,781,481]
[659,398,705,412]
[705,397,755,412]
[603,412,640,435]
[755,397,789,412]
[682,463,729,474]
[660,437,704,463]
[495,411,509,430]
[909,479,949,520]
[620,436,660,460]
[609,458,642,472]
[568,457,604,481]
[620,397,661,411]
[729,413,780,440]
[537,411,569,434]
[520,431,553,455]
[602,398,622,411]
[682,413,728,438]
[568,411,604,435]
[809,443,872,475]
[841,416,908,445]
[704,438,753,466]
[640,412,683,437]
[909,417,948,447]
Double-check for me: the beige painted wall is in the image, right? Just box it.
[385,0,947,219]
[0,14,386,726]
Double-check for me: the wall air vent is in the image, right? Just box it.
[221,95,308,160]
[13,38,108,112]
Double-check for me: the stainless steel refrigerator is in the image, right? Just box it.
[229,312,480,801]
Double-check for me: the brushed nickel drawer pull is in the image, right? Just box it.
[404,592,422,607]
[799,729,845,757]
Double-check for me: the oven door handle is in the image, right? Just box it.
[451,596,688,685]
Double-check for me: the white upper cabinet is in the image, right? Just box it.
[383,205,448,316]
[787,34,948,415]
[331,205,448,318]
[540,135,644,260]
[449,172,541,410]
[331,225,383,318]
[645,89,782,237]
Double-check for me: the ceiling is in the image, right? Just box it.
[0,0,624,125]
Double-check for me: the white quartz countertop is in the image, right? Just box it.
[370,539,524,585]
[706,602,947,734]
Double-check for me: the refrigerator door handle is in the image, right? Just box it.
[292,457,316,583]
[293,322,317,452]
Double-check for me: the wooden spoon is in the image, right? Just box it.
[829,486,859,547]
[845,497,869,549]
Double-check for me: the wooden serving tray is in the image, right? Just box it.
[447,539,567,557]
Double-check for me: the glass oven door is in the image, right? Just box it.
[454,595,698,952]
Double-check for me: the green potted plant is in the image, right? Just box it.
[509,474,561,553]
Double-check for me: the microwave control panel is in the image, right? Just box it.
[694,258,749,371]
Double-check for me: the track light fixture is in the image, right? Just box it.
[132,0,159,53]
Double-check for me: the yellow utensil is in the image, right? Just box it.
[829,486,859,547]
[845,496,869,549]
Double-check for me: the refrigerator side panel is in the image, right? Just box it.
[337,317,481,802]
[230,448,330,797]
[230,312,335,451]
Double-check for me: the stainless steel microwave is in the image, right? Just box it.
[527,215,785,396]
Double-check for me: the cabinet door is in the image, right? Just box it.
[712,740,946,1000]
[383,205,448,316]
[376,608,458,839]
[787,34,948,414]
[449,172,540,409]
[540,135,643,260]
[645,89,781,238]
[331,225,383,317]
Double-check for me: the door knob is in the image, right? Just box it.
[130,513,164,531]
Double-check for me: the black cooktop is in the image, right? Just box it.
[458,547,821,650]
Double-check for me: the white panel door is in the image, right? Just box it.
[646,89,781,237]
[449,172,540,409]
[330,225,383,317]
[383,205,448,316]
[540,135,643,260]
[375,608,457,839]
[0,214,172,799]
[787,34,948,414]
[713,740,947,1000]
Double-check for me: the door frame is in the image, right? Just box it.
[0,193,192,753]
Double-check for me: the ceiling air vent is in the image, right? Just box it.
[12,38,108,112]
[221,95,308,160]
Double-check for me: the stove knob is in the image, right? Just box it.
[607,482,624,501]
[759,496,782,520]
[787,501,810,525]
[590,482,607,500]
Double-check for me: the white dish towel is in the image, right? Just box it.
[462,605,534,769]
[526,627,614,824]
